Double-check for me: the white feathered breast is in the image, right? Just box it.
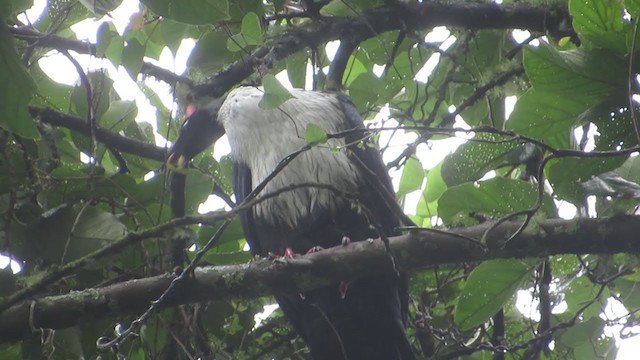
[219,87,361,228]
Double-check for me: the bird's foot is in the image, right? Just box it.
[269,247,296,263]
[284,247,295,258]
[339,281,350,299]
[306,246,324,254]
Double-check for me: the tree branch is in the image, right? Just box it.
[30,106,168,162]
[2,215,639,344]
[190,2,571,98]
[9,27,193,86]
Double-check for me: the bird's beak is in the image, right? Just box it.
[168,97,226,168]
[167,152,189,168]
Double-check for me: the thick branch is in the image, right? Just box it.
[1,215,638,344]
[30,106,168,162]
[191,2,571,98]
[9,27,193,86]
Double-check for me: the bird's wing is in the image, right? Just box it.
[335,93,416,232]
[232,161,264,255]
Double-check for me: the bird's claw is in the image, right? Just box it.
[306,246,324,254]
[269,247,296,263]
[339,281,350,299]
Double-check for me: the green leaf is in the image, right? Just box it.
[564,275,609,318]
[0,268,16,296]
[241,12,262,45]
[99,100,138,132]
[71,71,113,121]
[259,74,293,110]
[397,157,424,197]
[227,12,262,51]
[140,317,169,354]
[547,156,627,204]
[441,133,519,186]
[558,317,605,348]
[104,32,124,65]
[52,327,85,359]
[286,51,308,89]
[616,155,640,184]
[454,259,533,330]
[142,0,230,25]
[348,72,381,112]
[342,54,369,86]
[122,38,145,79]
[185,170,215,214]
[524,45,625,98]
[423,162,447,203]
[25,205,126,264]
[31,64,74,110]
[506,90,577,149]
[188,29,237,72]
[304,123,328,145]
[438,177,556,224]
[95,22,112,58]
[0,25,38,138]
[0,0,32,19]
[160,20,190,54]
[612,278,640,309]
[570,0,626,53]
[72,206,127,243]
[78,0,123,15]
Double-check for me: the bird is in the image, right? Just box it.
[169,86,415,360]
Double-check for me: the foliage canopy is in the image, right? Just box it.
[1,0,640,359]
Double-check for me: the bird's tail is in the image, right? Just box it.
[277,273,415,360]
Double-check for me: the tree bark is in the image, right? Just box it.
[1,215,638,344]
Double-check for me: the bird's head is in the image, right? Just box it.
[168,97,226,168]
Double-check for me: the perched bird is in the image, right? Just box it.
[169,86,415,360]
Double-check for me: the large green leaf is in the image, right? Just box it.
[397,157,425,197]
[508,45,628,149]
[143,0,230,25]
[0,25,38,139]
[570,0,627,53]
[160,20,191,54]
[348,72,381,112]
[507,90,577,149]
[286,51,308,89]
[547,155,628,204]
[438,177,556,224]
[227,12,262,51]
[31,64,74,110]
[423,162,447,203]
[564,275,610,318]
[524,44,625,98]
[454,259,533,330]
[557,316,606,348]
[99,100,138,133]
[185,170,215,214]
[78,0,123,15]
[25,204,126,264]
[441,133,519,186]
[188,29,239,72]
[122,38,145,79]
[70,71,112,121]
[616,155,640,183]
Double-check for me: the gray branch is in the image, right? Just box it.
[1,215,637,344]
